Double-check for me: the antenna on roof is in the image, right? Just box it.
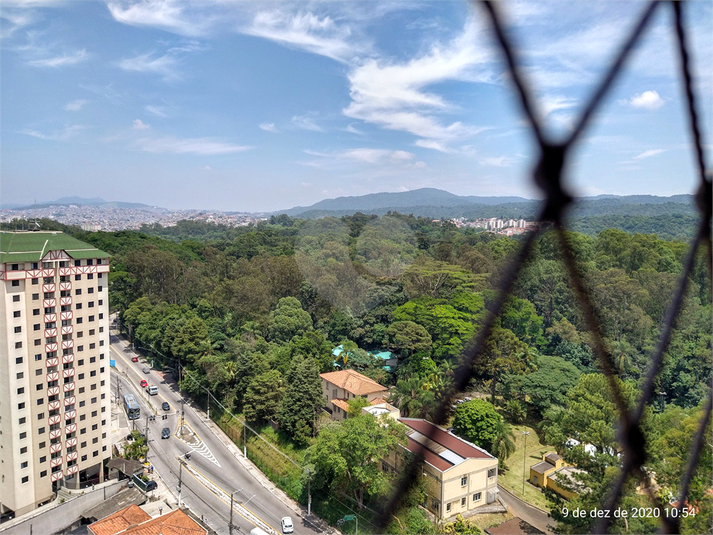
[31,198,41,231]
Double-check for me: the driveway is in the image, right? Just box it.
[498,485,555,534]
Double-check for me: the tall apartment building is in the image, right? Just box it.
[0,231,111,518]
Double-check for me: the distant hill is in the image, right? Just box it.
[276,188,695,220]
[5,197,155,211]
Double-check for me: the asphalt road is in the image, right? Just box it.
[110,334,321,535]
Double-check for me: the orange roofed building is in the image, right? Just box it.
[320,369,388,421]
[89,505,207,535]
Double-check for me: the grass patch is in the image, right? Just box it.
[466,511,514,532]
[497,423,556,511]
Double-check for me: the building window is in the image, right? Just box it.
[102,445,107,452]
[39,441,46,448]
[91,397,97,404]
[12,280,20,287]
[79,400,85,407]
[16,357,23,364]
[80,428,86,435]
[461,476,467,486]
[88,287,94,294]
[88,273,94,279]
[98,314,103,320]
[40,470,47,478]
[19,432,27,439]
[78,373,84,380]
[89,343,95,349]
[32,277,38,284]
[20,447,27,454]
[38,427,45,434]
[19,417,26,424]
[17,387,25,395]
[78,359,84,366]
[81,455,87,462]
[14,326,22,333]
[40,456,46,463]
[90,357,96,363]
[79,387,85,394]
[36,383,43,391]
[15,341,22,349]
[93,450,98,457]
[75,260,81,267]
[21,476,29,484]
[77,345,84,352]
[76,303,82,310]
[76,317,83,324]
[461,497,466,507]
[37,412,44,420]
[13,294,21,301]
[446,503,451,513]
[533,476,538,485]
[18,402,25,410]
[37,399,43,405]
[80,414,86,421]
[34,339,41,346]
[34,324,40,331]
[473,492,482,502]
[17,372,24,379]
[32,294,39,301]
[81,441,86,448]
[13,310,21,318]
[33,308,40,315]
[75,275,81,281]
[488,468,496,478]
[91,410,97,417]
[75,289,82,295]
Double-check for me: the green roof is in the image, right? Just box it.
[0,231,110,264]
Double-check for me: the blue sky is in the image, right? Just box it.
[1,1,711,212]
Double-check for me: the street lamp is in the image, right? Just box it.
[522,431,530,496]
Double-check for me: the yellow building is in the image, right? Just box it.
[529,452,585,500]
[320,369,389,421]
[383,418,499,520]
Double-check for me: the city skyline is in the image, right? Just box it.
[1,1,711,212]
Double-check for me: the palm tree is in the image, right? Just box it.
[388,376,435,418]
[336,340,358,367]
[490,418,516,461]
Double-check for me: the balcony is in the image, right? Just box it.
[65,423,77,434]
[66,437,78,448]
[59,281,72,291]
[43,298,56,308]
[46,358,59,368]
[45,342,59,353]
[61,325,73,335]
[47,400,61,411]
[61,339,74,350]
[60,311,73,321]
[65,465,78,476]
[44,328,58,338]
[62,354,74,364]
[49,415,61,425]
[47,386,60,397]
[52,471,63,482]
[63,382,75,393]
[50,457,63,468]
[44,313,57,323]
[66,451,78,462]
[46,372,59,382]
[63,396,76,407]
[60,296,72,306]
[49,429,62,440]
[43,283,56,293]
[64,409,76,420]
[49,442,62,454]
[62,367,75,378]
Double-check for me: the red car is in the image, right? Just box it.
[140,379,148,388]
[131,356,139,363]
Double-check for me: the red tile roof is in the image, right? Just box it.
[398,418,494,464]
[404,436,452,471]
[320,369,387,396]
[330,398,350,411]
[89,505,150,535]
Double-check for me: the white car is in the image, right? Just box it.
[281,517,294,534]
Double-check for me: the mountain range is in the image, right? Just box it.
[1,197,154,211]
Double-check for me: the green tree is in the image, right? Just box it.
[278,358,325,445]
[267,297,313,343]
[520,355,581,417]
[389,376,436,419]
[347,396,371,418]
[386,321,432,358]
[452,399,501,450]
[309,414,407,508]
[490,418,516,468]
[244,370,284,424]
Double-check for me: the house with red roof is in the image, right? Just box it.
[381,418,500,520]
[320,369,389,421]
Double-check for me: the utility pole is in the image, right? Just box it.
[206,390,210,422]
[307,468,311,516]
[229,488,242,535]
[144,418,150,465]
[522,431,530,496]
[243,422,246,458]
[177,458,183,508]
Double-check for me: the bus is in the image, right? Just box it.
[123,393,140,420]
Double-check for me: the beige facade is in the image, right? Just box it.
[386,418,499,520]
[0,231,111,518]
[320,369,388,421]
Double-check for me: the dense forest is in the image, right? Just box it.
[2,214,710,533]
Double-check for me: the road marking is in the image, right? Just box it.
[183,461,279,535]
[177,422,221,467]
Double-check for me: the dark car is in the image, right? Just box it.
[162,401,170,411]
[162,427,171,439]
[145,480,158,491]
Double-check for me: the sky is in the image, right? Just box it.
[1,0,711,212]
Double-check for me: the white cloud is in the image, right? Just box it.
[106,1,210,37]
[304,148,416,166]
[301,182,312,188]
[241,9,364,63]
[64,99,87,112]
[629,90,665,110]
[259,123,278,133]
[117,51,180,81]
[28,49,88,67]
[136,136,252,155]
[20,124,88,141]
[632,149,666,160]
[291,114,324,132]
[343,17,492,151]
[479,156,515,168]
[203,165,212,171]
[145,105,168,118]
[132,119,150,130]
[345,124,364,135]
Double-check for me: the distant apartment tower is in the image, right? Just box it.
[0,231,111,518]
